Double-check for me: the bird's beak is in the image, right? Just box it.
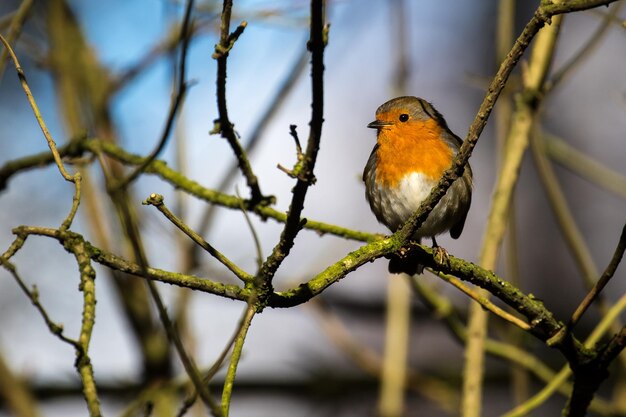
[367,120,392,129]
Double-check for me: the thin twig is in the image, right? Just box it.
[568,224,626,329]
[432,271,530,331]
[256,0,326,300]
[410,279,614,416]
[144,193,253,282]
[0,35,74,182]
[144,279,221,416]
[545,1,623,93]
[0,0,34,84]
[221,302,255,416]
[193,49,308,253]
[0,34,82,229]
[502,291,626,417]
[213,0,266,204]
[544,131,626,199]
[1,237,81,349]
[116,0,195,189]
[235,188,264,272]
[176,298,253,417]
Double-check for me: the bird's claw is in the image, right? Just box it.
[433,245,450,266]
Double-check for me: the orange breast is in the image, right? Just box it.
[374,118,454,187]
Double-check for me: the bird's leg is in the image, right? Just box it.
[431,237,450,266]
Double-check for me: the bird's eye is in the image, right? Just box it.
[399,114,409,122]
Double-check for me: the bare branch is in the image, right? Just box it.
[116,0,195,189]
[256,0,327,298]
[144,193,253,282]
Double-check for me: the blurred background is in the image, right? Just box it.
[0,0,625,416]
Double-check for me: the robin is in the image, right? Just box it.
[363,96,473,275]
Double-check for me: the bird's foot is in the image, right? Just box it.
[433,246,450,266]
[431,237,450,267]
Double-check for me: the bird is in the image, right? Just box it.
[363,96,473,275]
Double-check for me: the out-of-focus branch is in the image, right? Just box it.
[544,132,626,200]
[544,1,623,93]
[110,19,211,94]
[116,0,195,189]
[379,1,411,415]
[495,0,531,406]
[379,276,411,417]
[461,11,562,417]
[310,298,458,414]
[432,271,530,331]
[567,224,626,332]
[0,0,33,84]
[0,353,39,417]
[410,279,614,416]
[0,141,74,191]
[530,127,616,317]
[503,292,626,417]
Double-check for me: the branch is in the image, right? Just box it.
[0,0,34,84]
[1,235,81,349]
[110,18,210,94]
[410,280,613,415]
[544,131,626,199]
[66,234,102,417]
[461,9,562,417]
[115,0,195,189]
[213,0,267,204]
[0,34,82,230]
[541,0,620,15]
[432,271,530,331]
[256,0,327,298]
[221,302,255,416]
[193,50,308,270]
[4,231,102,416]
[144,193,253,282]
[544,1,623,93]
[310,297,458,413]
[503,292,626,417]
[11,225,251,301]
[568,223,626,330]
[270,241,564,342]
[0,138,376,242]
